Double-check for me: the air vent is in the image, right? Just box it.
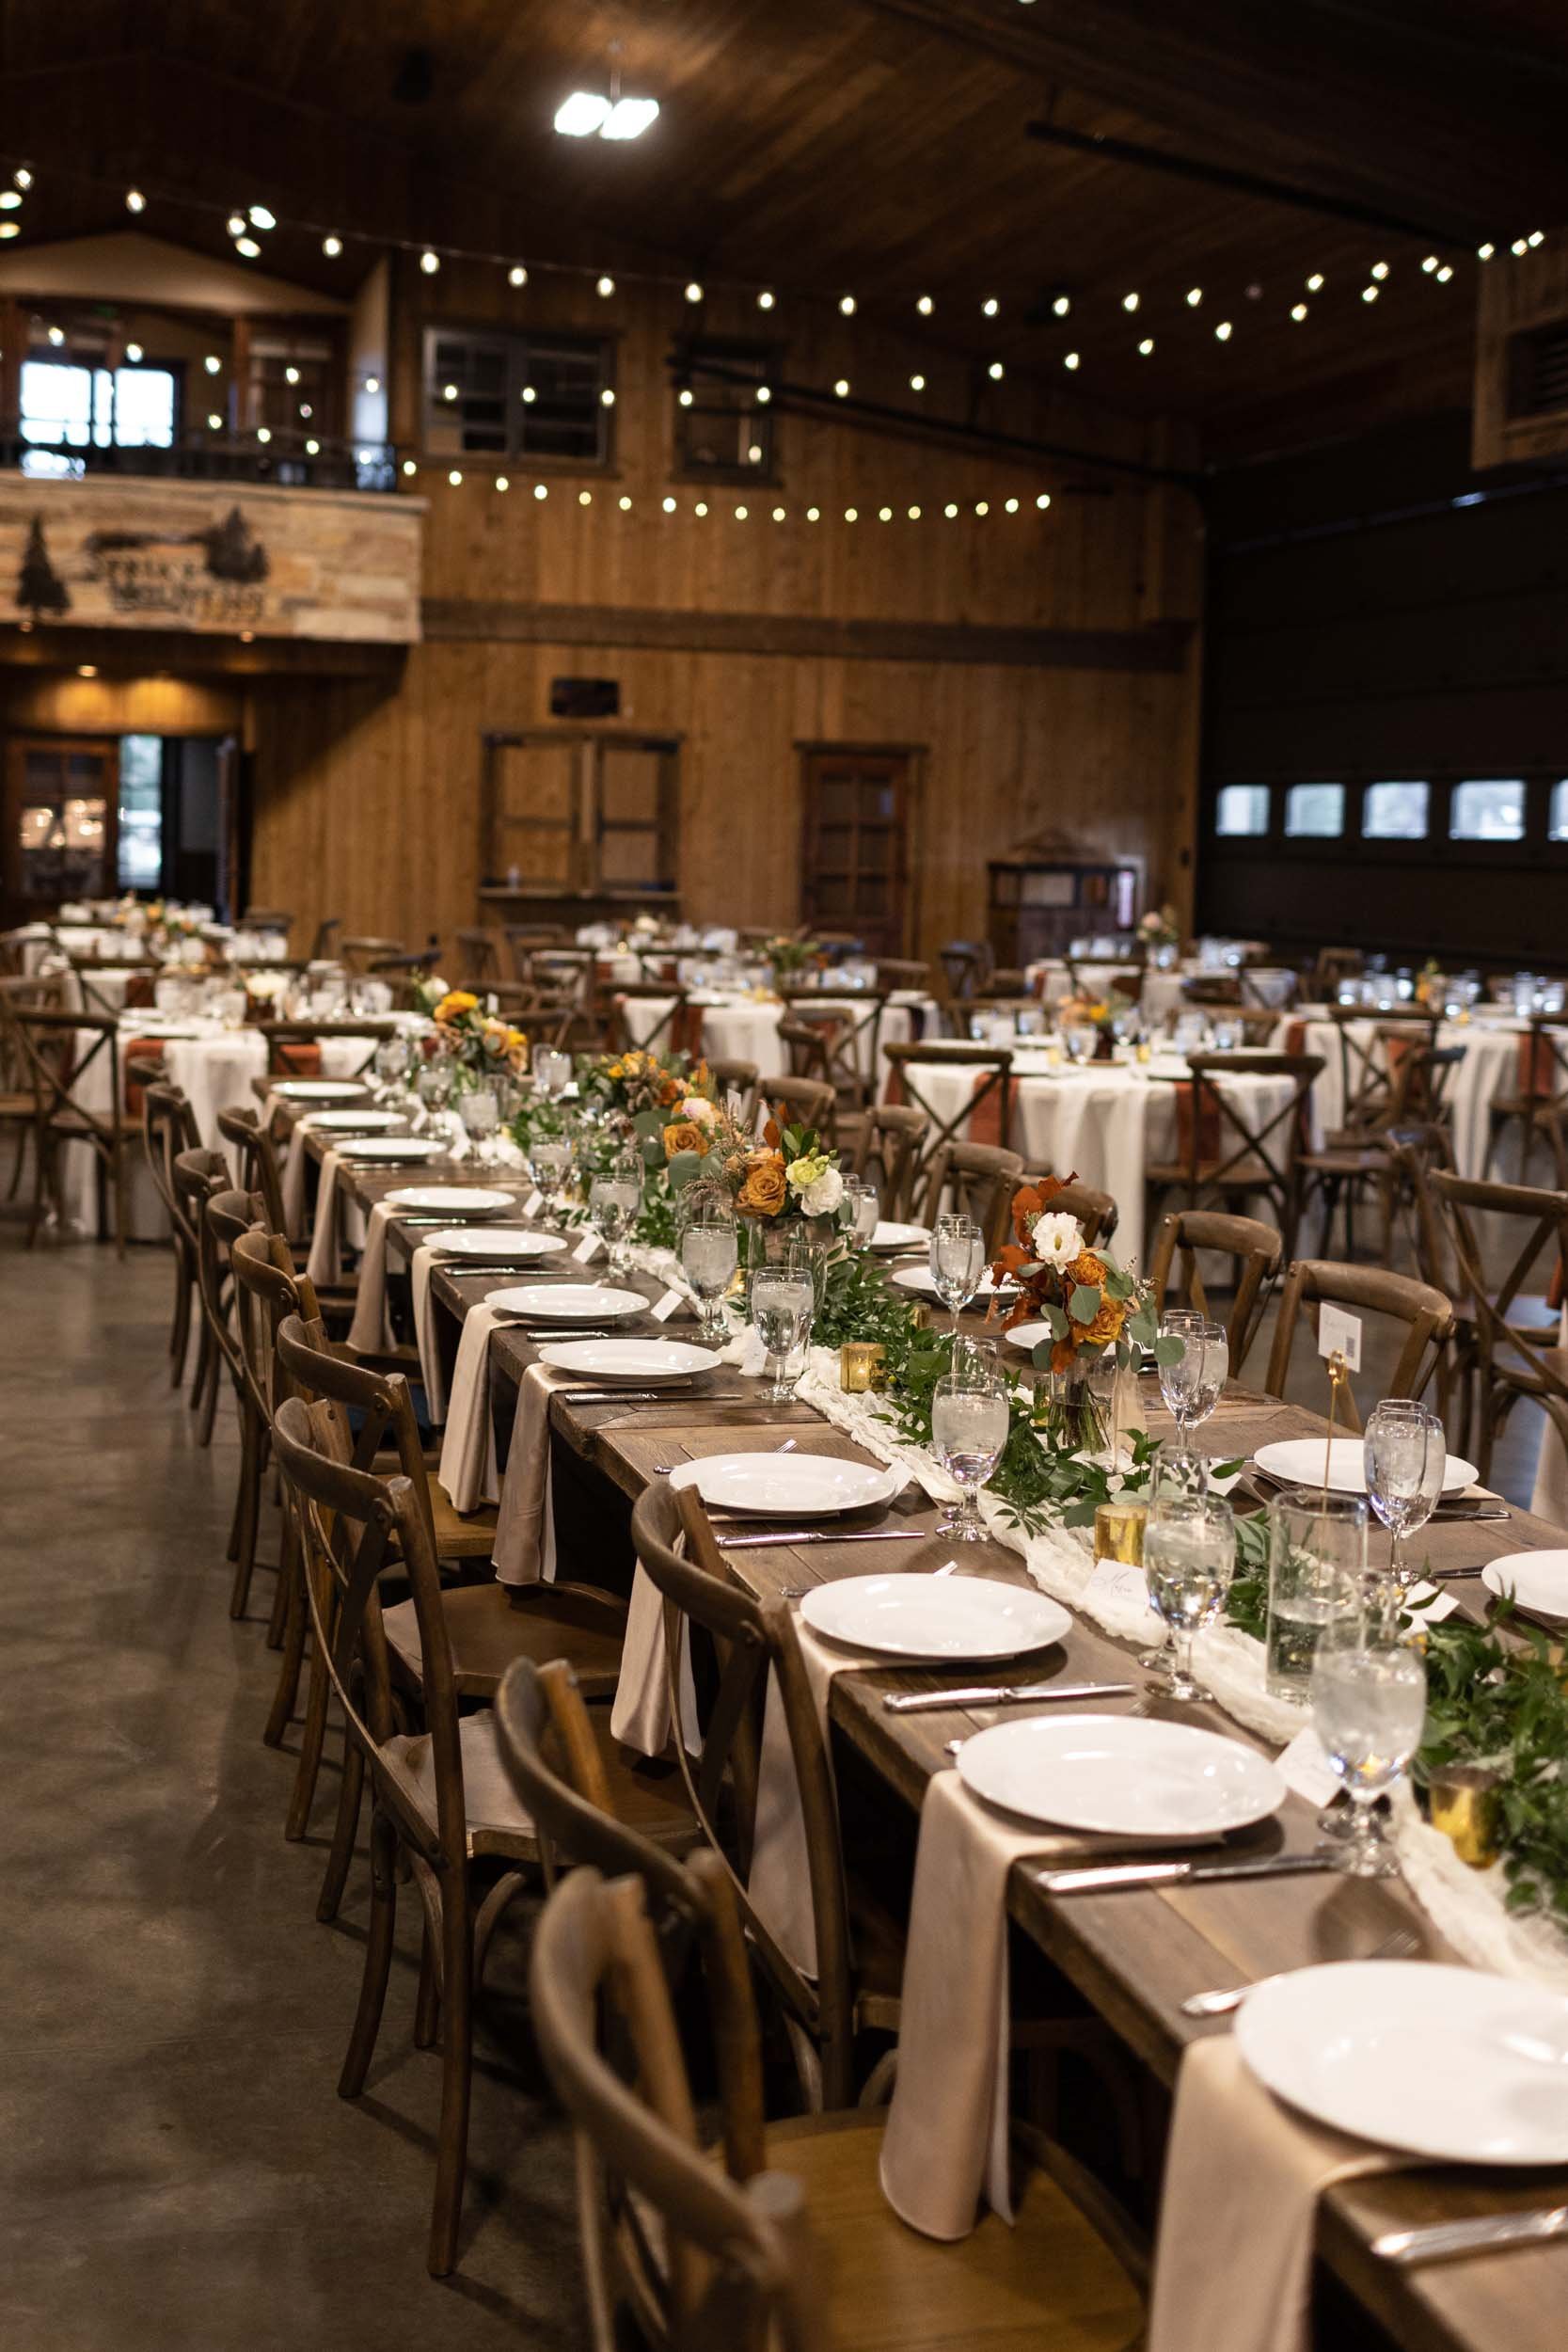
[1508,322,1568,418]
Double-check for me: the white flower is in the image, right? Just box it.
[678,1096,719,1128]
[800,1168,845,1217]
[1028,1210,1084,1270]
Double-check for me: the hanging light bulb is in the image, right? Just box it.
[839,294,856,315]
[910,373,926,391]
[1215,319,1232,340]
[685,281,704,303]
[533,483,548,500]
[496,476,509,492]
[1361,284,1378,302]
[449,469,463,485]
[124,340,143,361]
[1478,243,1495,261]
[228,214,247,238]
[125,188,146,213]
[678,388,693,406]
[755,385,772,404]
[917,294,934,316]
[1053,294,1071,316]
[988,360,1004,380]
[235,236,261,258]
[833,378,849,397]
[1064,350,1080,369]
[420,249,440,274]
[596,274,615,296]
[13,167,32,190]
[1307,272,1324,292]
[401,457,417,475]
[663,496,677,512]
[1370,260,1389,279]
[1138,337,1154,356]
[1436,263,1453,282]
[323,233,342,257]
[981,295,999,317]
[1122,291,1140,311]
[1186,287,1202,307]
[1291,302,1307,321]
[203,354,221,374]
[579,488,593,504]
[1421,255,1438,274]
[1036,493,1051,510]
[757,289,775,310]
[248,204,277,230]
[509,264,528,287]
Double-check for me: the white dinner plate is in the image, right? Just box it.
[485,1282,646,1323]
[668,1454,902,1518]
[385,1185,516,1215]
[1481,1548,1568,1619]
[303,1108,404,1132]
[423,1227,566,1259]
[890,1265,1016,1301]
[333,1136,441,1162]
[274,1080,367,1100]
[868,1220,930,1252]
[538,1338,721,1382]
[956,1714,1285,1839]
[1253,1437,1477,1498]
[800,1573,1070,1661]
[1236,1963,1568,2165]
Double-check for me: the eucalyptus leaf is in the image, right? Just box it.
[1152,1333,1186,1365]
[1069,1282,1102,1326]
[666,1150,705,1192]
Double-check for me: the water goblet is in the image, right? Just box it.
[931,1348,1011,1542]
[532,1043,573,1104]
[460,1087,499,1168]
[928,1212,986,1333]
[1310,1628,1427,1878]
[589,1158,642,1274]
[1363,1399,1446,1626]
[1133,1438,1212,1665]
[844,1176,880,1249]
[1143,1493,1235,1702]
[529,1136,573,1216]
[1157,1311,1227,1438]
[679,1204,738,1343]
[373,1033,409,1101]
[417,1060,453,1127]
[752,1252,816,1403]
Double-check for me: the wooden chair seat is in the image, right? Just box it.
[388,1708,695,1863]
[1145,1150,1273,1191]
[1295,1139,1385,1179]
[382,1579,626,1702]
[424,1477,501,1559]
[752,2109,1141,2351]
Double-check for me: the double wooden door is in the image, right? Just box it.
[799,747,912,953]
[5,734,119,918]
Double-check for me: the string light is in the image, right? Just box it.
[917,294,934,316]
[258,427,272,444]
[988,359,1004,379]
[1291,302,1307,321]
[323,234,342,257]
[757,289,775,310]
[286,365,301,385]
[618,494,632,509]
[1361,284,1379,302]
[533,482,547,500]
[833,378,849,397]
[1064,350,1080,369]
[203,354,221,373]
[124,340,142,361]
[943,501,958,516]
[207,412,222,430]
[773,504,786,520]
[47,325,65,346]
[420,249,440,274]
[806,505,820,520]
[1122,292,1139,311]
[125,187,146,212]
[496,475,509,491]
[1004,496,1019,512]
[1186,287,1202,307]
[0,223,17,240]
[878,505,892,521]
[1529,230,1545,246]
[508,264,527,287]
[235,236,261,258]
[1436,263,1453,282]
[755,385,771,404]
[678,388,693,406]
[981,296,999,317]
[662,495,677,512]
[227,213,246,238]
[845,506,858,521]
[1138,337,1154,356]
[600,388,616,405]
[14,167,32,189]
[522,386,536,404]
[910,373,926,391]
[1037,493,1050,510]
[908,503,921,518]
[449,469,463,485]
[1053,295,1070,316]
[735,503,749,518]
[694,500,708,515]
[401,457,417,475]
[1307,272,1324,292]
[1512,238,1528,256]
[363,375,380,393]
[685,281,704,303]
[1478,243,1495,261]
[1214,320,1232,340]
[974,500,989,516]
[1421,255,1438,274]
[248,204,277,230]
[596,274,615,296]
[305,438,320,454]
[839,294,856,315]
[0,191,21,211]
[1370,260,1389,279]
[578,488,593,504]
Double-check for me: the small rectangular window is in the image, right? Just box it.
[118,735,164,890]
[1450,778,1525,841]
[1549,780,1568,841]
[1215,784,1270,836]
[1363,780,1430,839]
[674,340,777,478]
[1285,783,1344,838]
[421,326,612,466]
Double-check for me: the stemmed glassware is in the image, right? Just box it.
[1363,1399,1446,1625]
[928,1212,986,1332]
[531,1043,573,1104]
[1310,1623,1427,1878]
[1157,1311,1227,1440]
[588,1155,643,1274]
[460,1087,499,1167]
[1133,1438,1214,1668]
[529,1136,573,1218]
[930,1343,1010,1541]
[372,1033,411,1103]
[844,1176,880,1249]
[679,1200,738,1343]
[1143,1492,1235,1702]
[416,1060,453,1129]
[752,1245,816,1404]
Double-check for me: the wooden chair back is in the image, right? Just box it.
[241,907,293,939]
[882,1041,1013,1166]
[503,924,570,981]
[851,1102,927,1218]
[1147,1208,1282,1374]
[454,928,501,984]
[782,987,887,1110]
[214,1104,291,1238]
[1262,1259,1453,1428]
[764,1074,837,1139]
[141,1080,198,1227]
[309,915,342,961]
[1160,1052,1323,1227]
[1385,1124,1465,1305]
[629,1479,860,2109]
[230,1226,325,1424]
[1036,1178,1119,1248]
[610,983,690,1059]
[12,1006,121,1136]
[918,1139,1024,1254]
[1432,1172,1568,1420]
[707,1057,760,1127]
[938,939,991,1000]
[1325,1007,1436,1135]
[1310,946,1362,998]
[875,958,929,993]
[775,1018,837,1096]
[256,1020,386,1078]
[341,935,404,972]
[530,1859,815,2352]
[174,1148,245,1391]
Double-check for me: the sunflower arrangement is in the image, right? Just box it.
[580,1046,696,1123]
[990,1174,1164,1376]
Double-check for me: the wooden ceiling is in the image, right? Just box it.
[6,0,1568,458]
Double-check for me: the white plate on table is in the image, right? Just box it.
[868,1220,930,1253]
[1481,1549,1568,1619]
[891,1265,1016,1302]
[335,1136,441,1162]
[385,1184,516,1216]
[423,1226,566,1259]
[1236,1963,1568,2165]
[668,1454,903,1518]
[956,1714,1285,1839]
[539,1338,721,1383]
[800,1573,1069,1661]
[1253,1437,1477,1498]
[486,1282,646,1324]
[274,1079,367,1100]
[303,1108,404,1132]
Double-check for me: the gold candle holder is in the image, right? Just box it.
[1093,1500,1148,1565]
[839,1341,888,1393]
[1427,1763,1503,1869]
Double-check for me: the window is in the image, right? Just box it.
[118,736,164,890]
[1363,780,1430,839]
[674,340,777,477]
[1450,778,1525,840]
[20,359,176,470]
[1214,784,1270,836]
[422,326,612,465]
[1285,782,1344,838]
[1549,781,1568,841]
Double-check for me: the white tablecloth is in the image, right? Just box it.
[1281,1011,1524,1179]
[895,1051,1297,1267]
[623,991,935,1087]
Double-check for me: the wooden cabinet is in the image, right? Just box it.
[987,834,1143,966]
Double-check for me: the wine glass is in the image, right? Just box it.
[372,1032,409,1101]
[417,1060,453,1128]
[1363,1399,1446,1625]
[589,1158,643,1274]
[931,1347,1010,1542]
[1143,1493,1235,1702]
[1310,1628,1427,1878]
[680,1202,738,1343]
[529,1136,573,1216]
[844,1175,880,1248]
[1157,1311,1227,1438]
[460,1087,499,1167]
[532,1043,573,1104]
[928,1212,986,1332]
[1133,1438,1212,1667]
[752,1252,816,1404]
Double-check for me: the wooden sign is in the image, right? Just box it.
[0,476,423,644]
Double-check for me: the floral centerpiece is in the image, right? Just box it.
[763,932,825,986]
[415,982,529,1090]
[990,1174,1171,1452]
[1137,904,1181,954]
[667,1108,847,1302]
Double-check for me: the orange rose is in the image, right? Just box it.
[1082,1296,1127,1348]
[736,1152,788,1216]
[1065,1249,1106,1291]
[663,1120,710,1160]
[435,990,480,1024]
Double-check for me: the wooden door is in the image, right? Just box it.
[5,733,119,918]
[800,747,911,952]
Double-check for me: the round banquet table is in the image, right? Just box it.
[894,1047,1299,1267]
[1280,1009,1526,1179]
[622,991,936,1087]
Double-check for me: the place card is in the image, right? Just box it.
[1404,1580,1459,1626]
[650,1288,684,1323]
[572,1230,605,1264]
[1317,1304,1363,1371]
[520,1187,544,1220]
[1085,1555,1158,1619]
[1275,1724,1340,1808]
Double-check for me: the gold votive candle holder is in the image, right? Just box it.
[839,1341,888,1393]
[1093,1500,1148,1565]
[1426,1763,1503,1869]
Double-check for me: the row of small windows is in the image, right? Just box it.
[1214,778,1568,844]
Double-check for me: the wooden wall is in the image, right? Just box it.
[249,256,1203,963]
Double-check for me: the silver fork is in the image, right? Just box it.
[1180,1925,1420,2017]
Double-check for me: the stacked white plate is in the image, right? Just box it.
[274,1079,367,1101]
[304,1108,404,1132]
[801,1574,1069,1661]
[667,1453,902,1517]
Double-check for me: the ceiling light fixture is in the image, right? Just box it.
[554,90,659,140]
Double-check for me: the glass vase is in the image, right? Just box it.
[1035,1359,1112,1455]
[740,1213,838,1318]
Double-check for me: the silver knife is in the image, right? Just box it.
[719,1527,930,1549]
[885,1681,1133,1713]
[1037,1852,1338,1894]
[1372,2206,1568,2265]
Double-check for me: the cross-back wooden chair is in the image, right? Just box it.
[453,927,501,985]
[1146,1051,1323,1260]
[782,986,888,1115]
[0,973,61,1221]
[1311,946,1363,999]
[503,924,569,981]
[341,934,404,972]
[1323,1007,1438,1140]
[208,1189,294,1629]
[142,1081,201,1383]
[309,914,342,961]
[850,1102,927,1219]
[1262,1260,1453,1430]
[257,1020,385,1080]
[240,905,293,940]
[610,983,692,1059]
[707,1057,760,1128]
[1298,1036,1461,1261]
[1485,1017,1568,1184]
[1385,1124,1481,1449]
[69,955,153,1018]
[875,957,930,994]
[268,1394,687,2279]
[764,1074,837,1140]
[172,1146,243,1446]
[11,1006,140,1252]
[918,1139,1024,1254]
[1147,1208,1282,1376]
[528,1851,1144,2352]
[775,1017,838,1099]
[938,938,991,1000]
[214,1101,360,1328]
[1238,966,1299,1012]
[1034,1177,1120,1250]
[882,1041,1013,1168]
[1432,1171,1568,1488]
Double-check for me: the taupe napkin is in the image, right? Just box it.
[410,1244,445,1417]
[280,1115,316,1240]
[303,1148,345,1286]
[436,1302,502,1513]
[489,1361,570,1586]
[610,1560,700,1756]
[1147,2035,1396,2352]
[749,1618,878,1978]
[346,1201,397,1355]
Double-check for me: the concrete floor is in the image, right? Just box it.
[0,1226,585,2351]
